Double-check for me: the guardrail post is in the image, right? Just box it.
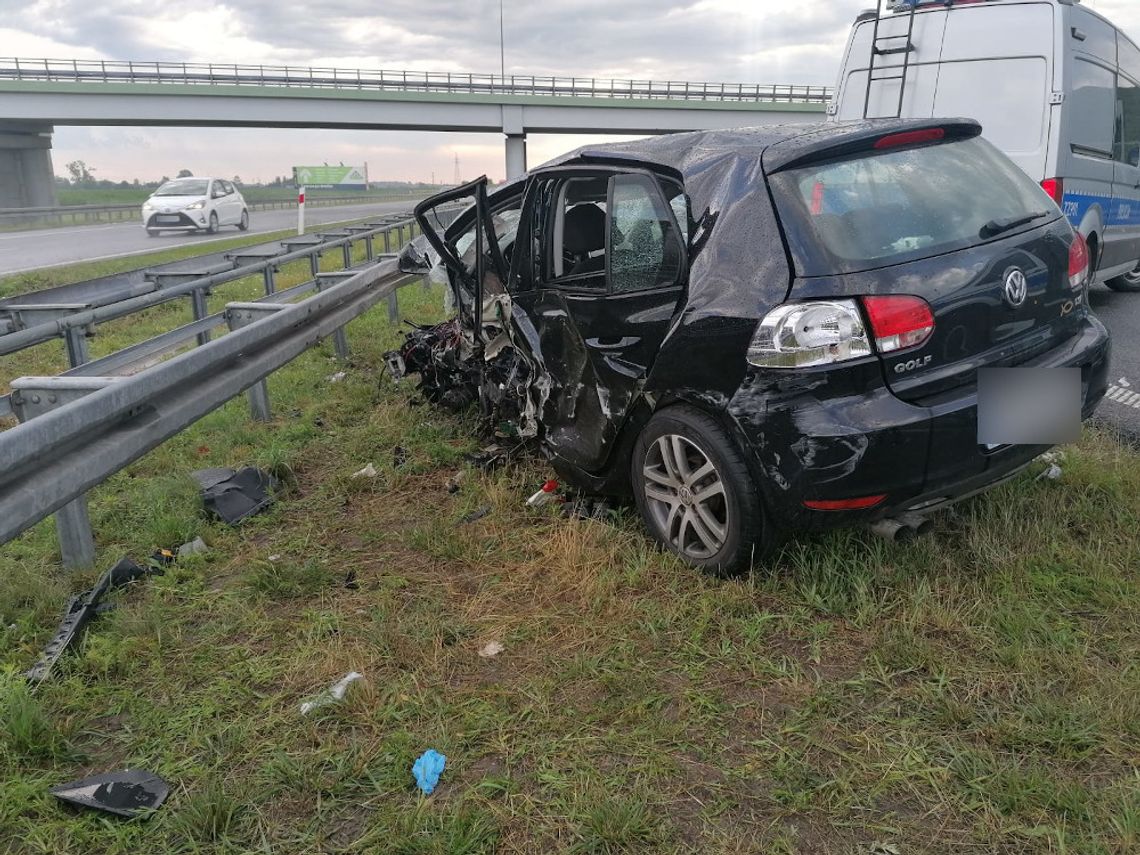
[191,287,211,345]
[10,377,119,569]
[63,325,90,367]
[382,229,399,323]
[224,303,285,420]
[312,279,351,361]
[263,265,277,296]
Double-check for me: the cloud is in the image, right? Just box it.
[11,0,1140,180]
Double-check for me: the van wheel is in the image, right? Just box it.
[1106,263,1140,292]
[631,406,772,576]
[238,209,249,231]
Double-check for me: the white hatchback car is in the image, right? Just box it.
[142,177,250,236]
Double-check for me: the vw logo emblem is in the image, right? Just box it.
[1003,268,1028,308]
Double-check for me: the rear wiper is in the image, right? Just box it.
[979,211,1050,239]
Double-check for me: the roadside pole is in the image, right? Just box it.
[297,186,306,235]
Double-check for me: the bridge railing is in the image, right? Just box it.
[0,58,833,103]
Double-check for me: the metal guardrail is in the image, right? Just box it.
[0,195,423,227]
[0,259,413,562]
[0,58,834,104]
[0,205,462,566]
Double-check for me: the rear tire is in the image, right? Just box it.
[1106,263,1140,292]
[238,209,249,231]
[631,405,773,576]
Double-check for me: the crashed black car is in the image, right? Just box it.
[392,119,1111,573]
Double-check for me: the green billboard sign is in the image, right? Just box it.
[292,165,368,188]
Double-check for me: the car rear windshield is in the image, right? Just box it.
[769,136,1059,276]
[154,179,209,196]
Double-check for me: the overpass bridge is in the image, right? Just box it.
[0,58,831,207]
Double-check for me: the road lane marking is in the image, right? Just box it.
[1106,381,1140,409]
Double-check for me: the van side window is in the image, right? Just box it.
[1071,59,1117,157]
[1115,76,1140,167]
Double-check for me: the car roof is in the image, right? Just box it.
[547,118,982,179]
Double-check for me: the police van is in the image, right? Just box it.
[831,0,1140,292]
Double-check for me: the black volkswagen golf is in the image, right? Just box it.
[395,119,1111,574]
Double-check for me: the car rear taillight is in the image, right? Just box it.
[860,295,935,354]
[1069,231,1090,290]
[747,300,871,368]
[1041,177,1064,207]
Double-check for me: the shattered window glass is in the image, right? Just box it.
[610,174,684,293]
[454,203,523,295]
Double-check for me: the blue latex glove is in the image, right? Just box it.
[413,749,447,795]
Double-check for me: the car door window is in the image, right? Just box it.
[451,200,523,296]
[547,176,609,291]
[609,174,685,293]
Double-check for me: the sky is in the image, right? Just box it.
[3,0,1139,184]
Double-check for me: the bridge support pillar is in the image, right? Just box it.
[0,123,57,208]
[505,134,527,180]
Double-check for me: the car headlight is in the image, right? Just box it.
[183,200,206,211]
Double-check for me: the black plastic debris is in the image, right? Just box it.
[191,467,279,525]
[344,570,359,590]
[393,446,408,469]
[26,558,160,684]
[458,506,492,525]
[563,496,618,521]
[465,443,524,472]
[50,769,170,818]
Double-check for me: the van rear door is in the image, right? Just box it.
[834,9,945,121]
[931,2,1055,181]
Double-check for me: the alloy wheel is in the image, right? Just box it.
[642,434,728,560]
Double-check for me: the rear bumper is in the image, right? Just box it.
[727,314,1111,529]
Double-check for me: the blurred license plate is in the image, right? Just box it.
[977,367,1081,446]
[156,216,180,224]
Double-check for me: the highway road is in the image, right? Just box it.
[0,201,421,277]
[1090,287,1140,441]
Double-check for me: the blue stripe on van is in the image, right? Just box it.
[1060,191,1140,229]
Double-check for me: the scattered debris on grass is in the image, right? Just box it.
[149,547,176,567]
[393,446,407,469]
[327,371,347,383]
[192,467,279,525]
[26,558,160,684]
[352,463,378,479]
[562,495,618,521]
[299,672,363,715]
[465,442,524,472]
[412,749,446,795]
[1037,463,1063,481]
[525,479,561,508]
[50,769,170,819]
[458,506,492,526]
[478,641,505,659]
[343,570,359,590]
[446,470,466,494]
[177,537,209,558]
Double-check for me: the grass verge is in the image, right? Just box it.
[0,259,1137,852]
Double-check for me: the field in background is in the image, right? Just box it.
[55,187,443,207]
[0,247,1137,852]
